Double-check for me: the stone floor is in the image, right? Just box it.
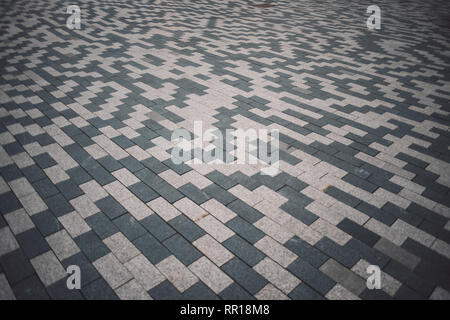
[0,0,450,300]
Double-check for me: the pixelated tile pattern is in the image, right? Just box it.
[0,0,450,300]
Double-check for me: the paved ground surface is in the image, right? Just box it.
[1,0,450,300]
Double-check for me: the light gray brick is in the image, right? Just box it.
[46,229,80,260]
[254,236,297,268]
[156,255,198,293]
[44,165,69,184]
[192,234,233,267]
[31,251,67,286]
[104,232,140,263]
[319,259,366,296]
[0,273,16,300]
[125,254,166,291]
[69,195,100,218]
[374,238,421,270]
[93,253,133,289]
[4,208,35,235]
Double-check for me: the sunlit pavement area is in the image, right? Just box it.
[1,0,450,300]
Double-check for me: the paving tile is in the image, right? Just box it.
[133,233,171,265]
[351,259,401,297]
[148,197,181,221]
[254,217,294,244]
[222,234,265,267]
[0,192,22,215]
[254,257,300,294]
[314,237,360,268]
[0,249,35,285]
[226,199,264,224]
[128,181,159,203]
[189,256,233,294]
[1,0,450,301]
[124,254,165,291]
[47,278,84,300]
[73,231,111,262]
[58,211,91,238]
[12,275,49,300]
[254,236,298,268]
[359,287,393,300]
[183,281,219,300]
[30,251,66,286]
[85,212,118,240]
[69,194,100,219]
[79,180,108,202]
[219,282,254,300]
[221,257,268,295]
[139,214,176,241]
[325,284,361,300]
[201,198,236,223]
[61,252,101,288]
[163,234,202,266]
[46,229,80,260]
[193,234,234,267]
[121,196,153,221]
[104,232,140,263]
[15,228,49,259]
[8,177,35,198]
[18,192,47,215]
[32,178,59,199]
[148,280,183,300]
[81,278,119,300]
[255,283,290,300]
[55,179,84,200]
[156,255,198,293]
[4,209,35,235]
[383,259,435,297]
[319,259,367,296]
[115,279,152,300]
[197,215,234,243]
[289,283,325,300]
[96,196,127,220]
[226,216,265,244]
[113,213,147,241]
[430,286,450,300]
[374,238,421,270]
[337,218,380,247]
[284,236,328,268]
[168,214,206,242]
[0,273,16,300]
[45,193,74,217]
[112,168,139,187]
[93,253,133,289]
[287,259,336,295]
